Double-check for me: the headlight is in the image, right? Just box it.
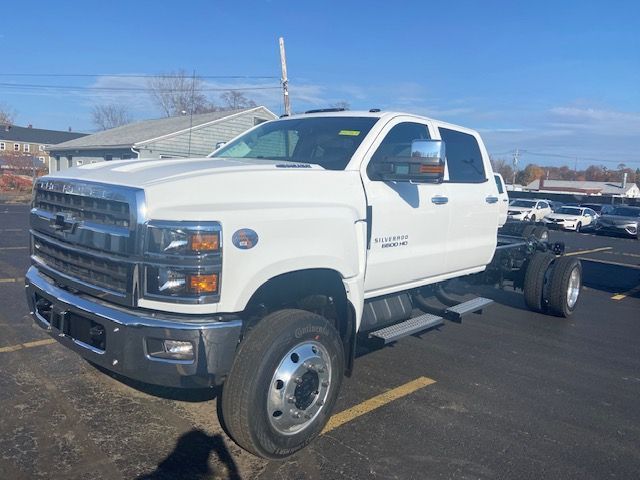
[147,223,220,255]
[143,221,222,304]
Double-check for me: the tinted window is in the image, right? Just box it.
[213,116,378,171]
[494,174,504,194]
[439,128,485,183]
[511,199,536,207]
[538,201,549,209]
[368,122,430,179]
[611,207,640,217]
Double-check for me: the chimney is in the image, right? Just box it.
[539,177,545,190]
[622,172,627,190]
[68,127,72,132]
[28,124,33,129]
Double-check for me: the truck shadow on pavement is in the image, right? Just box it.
[136,428,241,480]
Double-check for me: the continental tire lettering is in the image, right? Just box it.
[295,325,330,338]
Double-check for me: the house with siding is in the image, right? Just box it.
[48,106,277,173]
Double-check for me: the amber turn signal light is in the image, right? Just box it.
[187,273,218,294]
[189,232,219,252]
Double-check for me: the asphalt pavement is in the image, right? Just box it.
[1,203,639,479]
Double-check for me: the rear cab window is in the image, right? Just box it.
[494,174,504,194]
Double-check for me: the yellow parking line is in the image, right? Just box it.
[564,247,612,257]
[611,285,640,301]
[0,277,24,284]
[322,376,436,434]
[0,338,56,353]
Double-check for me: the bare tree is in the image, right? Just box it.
[0,102,16,125]
[147,70,217,117]
[91,104,132,130]
[219,90,257,110]
[331,101,350,110]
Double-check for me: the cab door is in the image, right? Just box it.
[361,117,450,296]
[494,173,509,226]
[436,126,498,273]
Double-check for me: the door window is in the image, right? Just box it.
[438,128,486,183]
[368,122,430,180]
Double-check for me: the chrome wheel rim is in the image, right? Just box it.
[567,267,580,308]
[540,231,549,241]
[267,341,332,435]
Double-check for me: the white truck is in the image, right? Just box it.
[26,110,582,459]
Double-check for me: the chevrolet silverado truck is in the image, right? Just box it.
[25,110,583,459]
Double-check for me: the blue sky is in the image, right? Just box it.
[1,0,638,168]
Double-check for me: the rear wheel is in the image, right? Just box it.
[546,257,582,317]
[221,309,344,459]
[523,252,555,313]
[533,226,549,241]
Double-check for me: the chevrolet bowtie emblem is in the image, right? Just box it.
[51,213,78,233]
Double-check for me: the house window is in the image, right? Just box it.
[105,155,113,161]
[14,143,20,151]
[55,157,60,171]
[0,142,5,151]
[39,145,45,152]
[67,156,73,168]
[23,144,30,152]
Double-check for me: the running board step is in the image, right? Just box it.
[443,297,493,323]
[369,313,444,344]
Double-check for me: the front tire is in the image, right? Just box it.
[221,309,344,459]
[576,222,582,233]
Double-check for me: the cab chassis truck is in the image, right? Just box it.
[25,110,581,458]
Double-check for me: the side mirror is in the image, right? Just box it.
[373,139,445,183]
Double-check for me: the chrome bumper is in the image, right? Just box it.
[25,266,242,388]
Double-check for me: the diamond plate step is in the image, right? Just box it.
[443,297,493,323]
[369,313,444,344]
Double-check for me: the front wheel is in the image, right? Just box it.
[576,222,582,233]
[221,309,344,459]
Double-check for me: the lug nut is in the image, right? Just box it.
[295,377,303,385]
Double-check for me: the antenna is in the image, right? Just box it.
[187,69,196,157]
[279,37,291,116]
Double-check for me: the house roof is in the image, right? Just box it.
[525,179,638,195]
[50,107,274,152]
[0,124,87,145]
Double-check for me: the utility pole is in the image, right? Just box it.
[511,148,519,186]
[279,37,291,116]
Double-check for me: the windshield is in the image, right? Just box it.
[510,200,536,208]
[611,207,640,217]
[212,116,379,170]
[556,207,582,215]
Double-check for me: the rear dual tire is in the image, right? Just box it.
[523,253,582,317]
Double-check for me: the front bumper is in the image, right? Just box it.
[595,224,638,237]
[25,266,242,388]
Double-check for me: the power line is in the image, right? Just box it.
[0,73,280,79]
[0,82,281,92]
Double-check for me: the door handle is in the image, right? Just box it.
[431,196,448,205]
[485,196,498,204]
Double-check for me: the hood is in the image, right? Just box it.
[599,215,640,225]
[48,157,325,188]
[43,157,366,223]
[508,206,533,213]
[546,213,580,220]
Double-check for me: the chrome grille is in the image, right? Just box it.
[33,236,129,294]
[34,187,130,227]
[30,179,143,306]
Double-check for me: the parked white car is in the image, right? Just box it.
[543,206,598,232]
[507,199,552,222]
